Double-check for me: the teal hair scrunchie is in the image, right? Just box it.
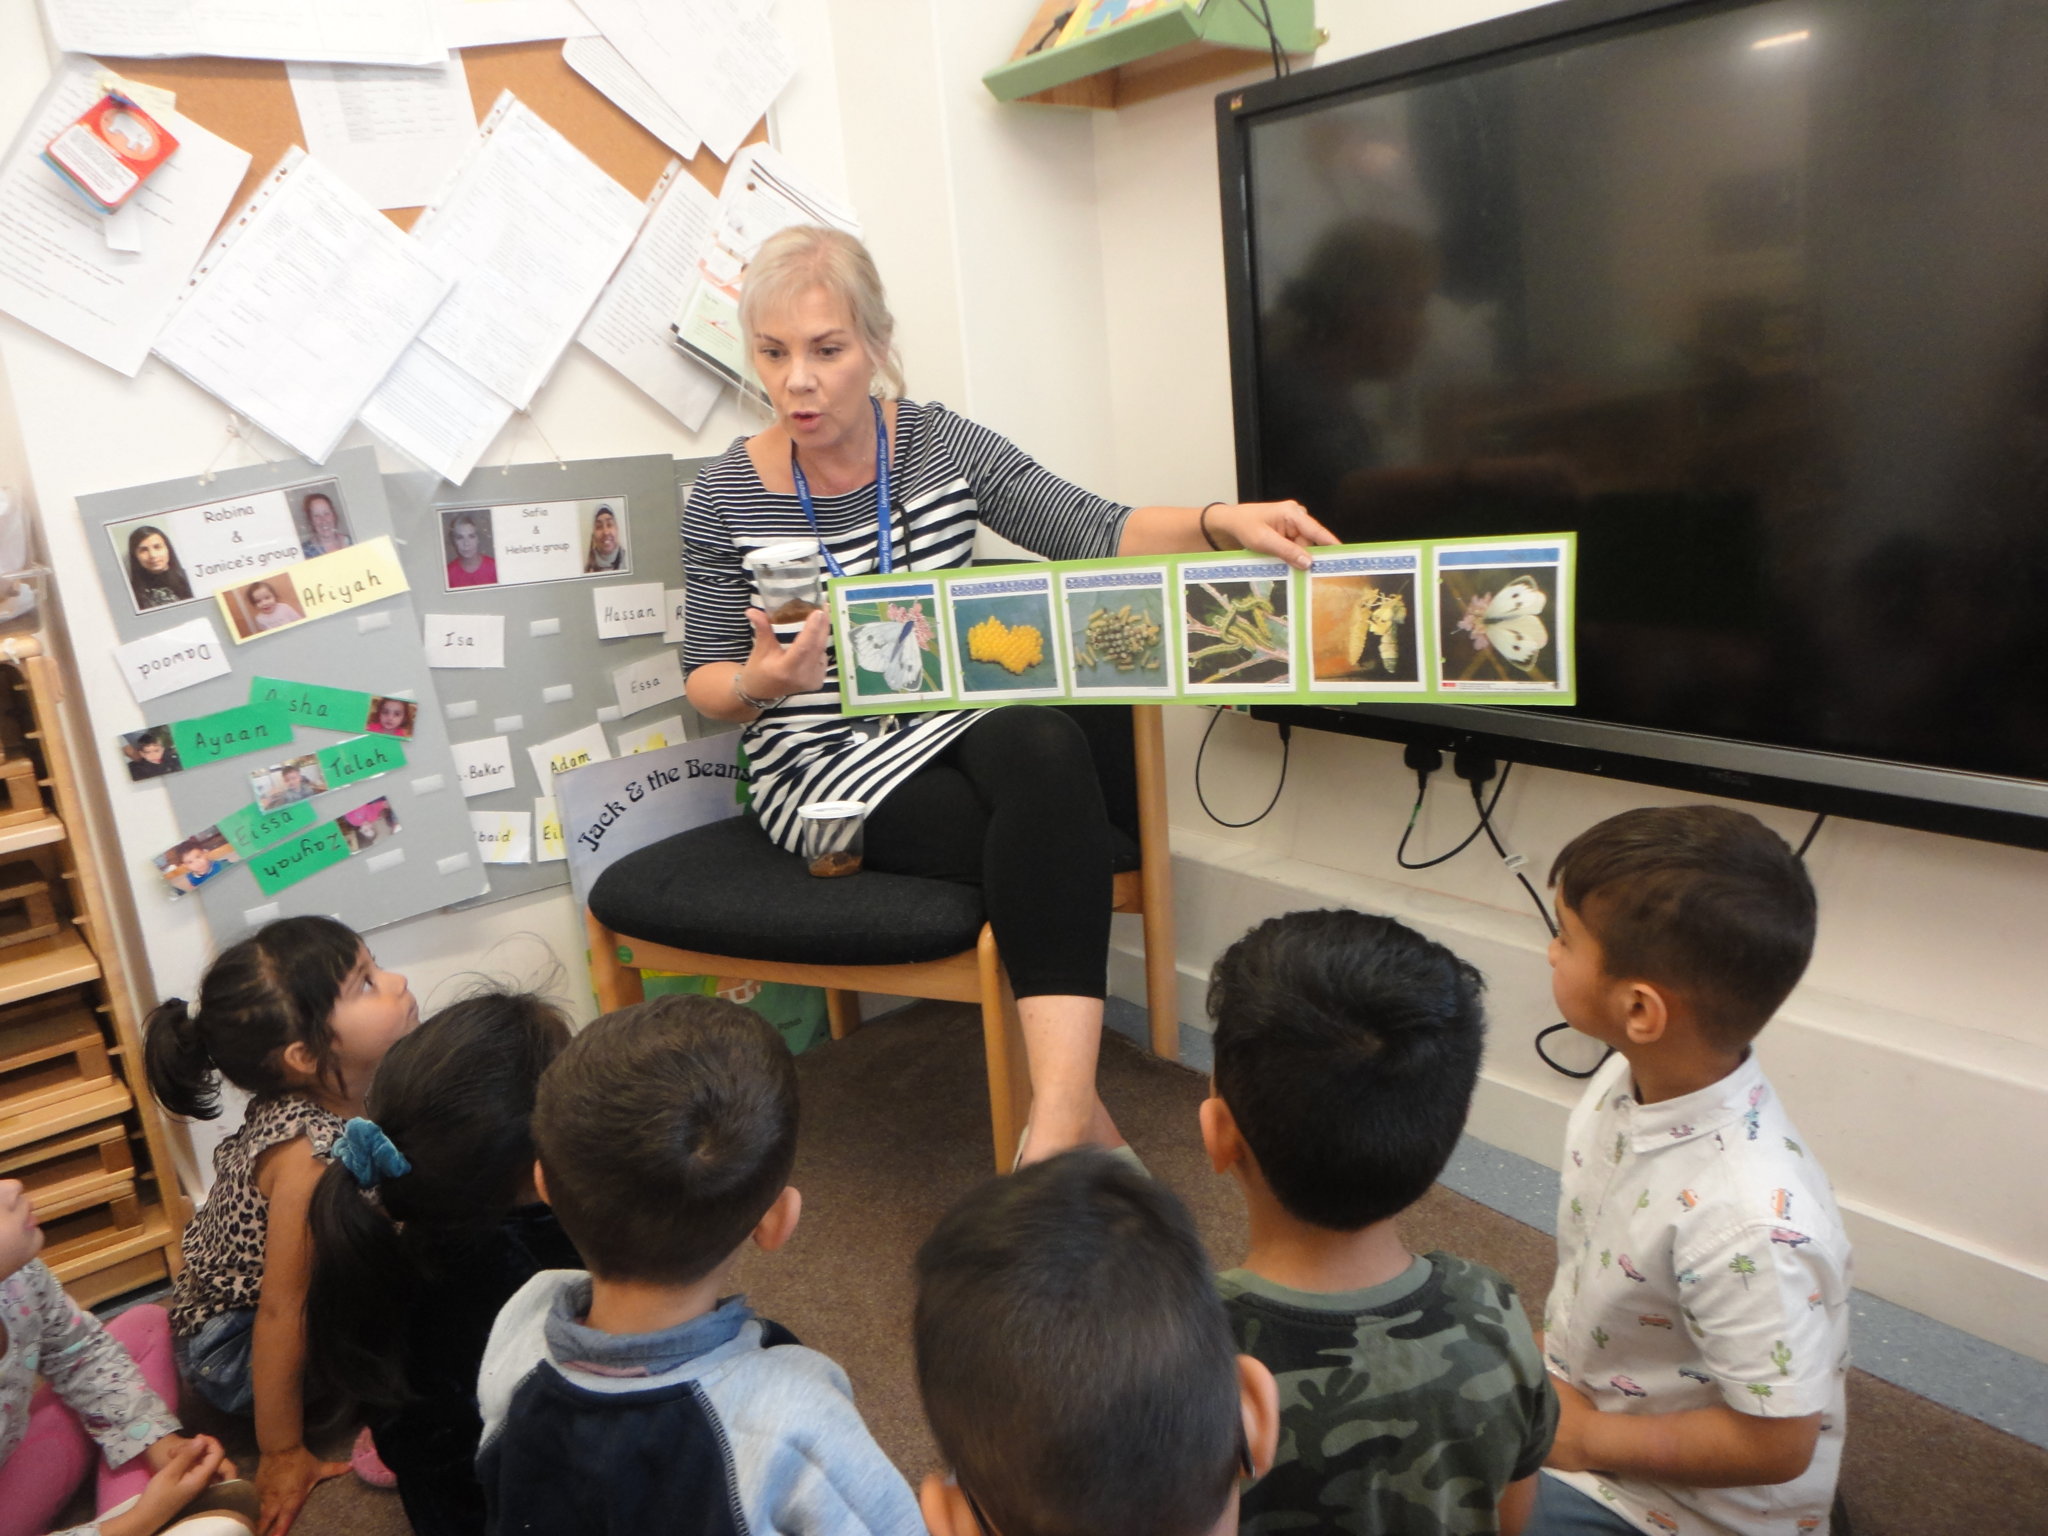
[334,1117,411,1188]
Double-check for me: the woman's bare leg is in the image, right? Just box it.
[1016,994,1124,1165]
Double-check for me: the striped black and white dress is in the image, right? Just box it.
[682,400,1133,853]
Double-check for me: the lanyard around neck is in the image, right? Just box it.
[789,396,892,579]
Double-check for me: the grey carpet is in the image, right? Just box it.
[267,1000,2047,1535]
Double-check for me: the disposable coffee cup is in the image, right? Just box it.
[797,799,865,878]
[744,540,825,624]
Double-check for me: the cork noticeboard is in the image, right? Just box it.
[104,41,770,230]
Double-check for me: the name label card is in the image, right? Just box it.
[115,618,233,705]
[314,733,407,791]
[424,612,506,668]
[249,823,352,895]
[216,798,319,858]
[526,721,612,794]
[611,649,686,716]
[471,810,533,863]
[593,582,666,639]
[169,701,293,767]
[249,677,372,731]
[452,735,516,798]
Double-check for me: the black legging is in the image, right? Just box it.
[862,706,1127,1000]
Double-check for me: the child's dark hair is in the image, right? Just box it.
[914,1150,1243,1536]
[1208,909,1486,1232]
[143,915,361,1119]
[305,989,571,1410]
[532,994,796,1286]
[1549,805,1816,1047]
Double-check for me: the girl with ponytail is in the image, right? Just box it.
[142,917,417,1536]
[303,991,574,1536]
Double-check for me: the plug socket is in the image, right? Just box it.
[1453,745,1497,786]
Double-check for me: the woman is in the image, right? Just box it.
[584,507,624,572]
[445,515,497,588]
[126,525,193,611]
[681,227,1332,1164]
[300,493,350,558]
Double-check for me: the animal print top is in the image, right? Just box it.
[168,1093,344,1336]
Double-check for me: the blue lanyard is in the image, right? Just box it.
[789,397,893,579]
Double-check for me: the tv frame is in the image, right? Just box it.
[1215,0,2048,852]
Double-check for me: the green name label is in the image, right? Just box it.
[216,799,319,858]
[169,702,292,767]
[249,823,351,896]
[249,677,372,732]
[315,734,406,790]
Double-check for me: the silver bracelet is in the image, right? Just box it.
[733,671,785,712]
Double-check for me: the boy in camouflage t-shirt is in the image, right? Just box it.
[1202,910,1557,1536]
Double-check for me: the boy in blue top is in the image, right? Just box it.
[1530,806,1849,1536]
[1202,909,1558,1535]
[476,994,921,1536]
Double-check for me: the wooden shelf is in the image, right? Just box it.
[985,0,1319,110]
[0,928,99,1006]
[0,812,65,858]
[46,1198,175,1304]
[0,1081,134,1155]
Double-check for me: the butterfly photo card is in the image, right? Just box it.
[1058,561,1177,703]
[1176,554,1302,698]
[1432,536,1576,701]
[830,574,960,715]
[1305,548,1428,695]
[947,569,1067,703]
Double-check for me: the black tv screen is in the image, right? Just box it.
[1219,0,2048,845]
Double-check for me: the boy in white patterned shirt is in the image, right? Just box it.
[1527,806,1850,1536]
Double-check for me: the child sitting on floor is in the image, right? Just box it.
[0,1178,249,1536]
[1529,805,1848,1536]
[1202,908,1557,1535]
[143,916,419,1534]
[912,1148,1280,1536]
[476,994,920,1535]
[304,990,576,1536]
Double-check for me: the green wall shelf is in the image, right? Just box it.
[985,0,1320,110]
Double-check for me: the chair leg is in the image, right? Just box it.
[584,909,647,1013]
[977,927,1032,1173]
[1131,704,1181,1063]
[825,988,861,1041]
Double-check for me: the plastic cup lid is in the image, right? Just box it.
[797,800,866,819]
[743,540,822,569]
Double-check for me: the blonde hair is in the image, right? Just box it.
[738,226,906,399]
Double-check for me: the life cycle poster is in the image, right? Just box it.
[80,448,488,932]
[829,534,1576,715]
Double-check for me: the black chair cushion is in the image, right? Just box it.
[591,813,1141,970]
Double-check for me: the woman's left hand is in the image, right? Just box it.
[1206,499,1339,569]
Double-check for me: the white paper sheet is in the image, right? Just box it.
[527,720,612,794]
[423,611,506,666]
[576,161,722,430]
[113,617,233,704]
[451,733,515,796]
[387,94,643,409]
[0,59,250,377]
[662,586,687,643]
[576,0,794,163]
[152,151,454,463]
[616,713,684,754]
[592,581,666,638]
[471,808,532,862]
[561,36,700,161]
[534,794,567,859]
[672,142,859,392]
[440,0,595,47]
[358,341,514,484]
[44,0,446,65]
[286,54,478,212]
[611,648,686,716]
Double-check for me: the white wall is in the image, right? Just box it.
[2,0,2042,1360]
[1086,0,2048,1361]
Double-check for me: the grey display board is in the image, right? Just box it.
[80,447,490,933]
[384,454,719,906]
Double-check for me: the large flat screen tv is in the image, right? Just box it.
[1218,0,2048,848]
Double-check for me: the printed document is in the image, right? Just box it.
[41,0,445,66]
[439,0,596,48]
[577,161,722,430]
[576,0,795,163]
[358,339,515,485]
[0,58,249,376]
[286,53,479,212]
[562,35,700,162]
[153,150,454,462]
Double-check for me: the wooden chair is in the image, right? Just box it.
[584,705,1178,1171]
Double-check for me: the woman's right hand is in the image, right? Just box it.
[741,605,831,699]
[254,1443,349,1536]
